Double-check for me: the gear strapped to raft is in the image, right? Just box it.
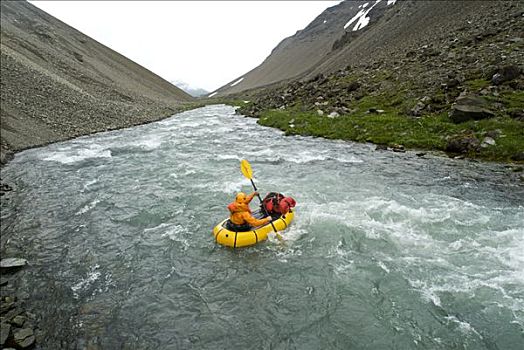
[262,192,296,219]
[262,192,285,216]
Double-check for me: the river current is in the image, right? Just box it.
[1,105,523,349]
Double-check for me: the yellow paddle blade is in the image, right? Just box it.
[240,159,253,179]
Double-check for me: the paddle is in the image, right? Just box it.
[240,159,283,242]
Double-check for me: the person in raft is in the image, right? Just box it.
[227,192,271,231]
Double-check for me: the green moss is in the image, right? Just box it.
[258,106,524,163]
[465,79,490,91]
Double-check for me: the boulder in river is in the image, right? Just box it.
[14,328,35,349]
[0,258,27,270]
[0,322,10,346]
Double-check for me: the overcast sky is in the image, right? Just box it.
[29,1,341,92]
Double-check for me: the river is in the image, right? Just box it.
[1,105,523,349]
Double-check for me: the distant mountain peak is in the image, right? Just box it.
[171,80,209,97]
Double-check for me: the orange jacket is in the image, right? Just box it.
[228,192,270,227]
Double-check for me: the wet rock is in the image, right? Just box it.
[416,152,427,157]
[375,144,388,151]
[391,144,406,153]
[510,152,524,162]
[0,301,15,314]
[14,328,35,349]
[449,95,494,123]
[11,315,25,327]
[446,134,480,153]
[4,307,24,322]
[0,258,27,270]
[0,322,10,346]
[0,183,13,196]
[491,65,521,85]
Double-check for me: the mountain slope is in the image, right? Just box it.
[213,0,400,96]
[232,0,523,162]
[0,0,194,163]
[303,0,522,79]
[214,0,523,95]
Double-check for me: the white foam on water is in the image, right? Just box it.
[279,225,307,243]
[378,261,390,273]
[135,136,163,150]
[76,199,101,215]
[144,223,173,233]
[217,154,242,161]
[327,240,355,275]
[408,279,442,306]
[219,180,244,194]
[71,264,101,299]
[161,224,190,249]
[248,148,274,157]
[275,245,303,263]
[448,238,482,252]
[444,315,483,338]
[282,150,363,165]
[42,145,112,164]
[81,179,98,192]
[477,228,524,284]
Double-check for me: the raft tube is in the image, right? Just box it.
[212,210,294,248]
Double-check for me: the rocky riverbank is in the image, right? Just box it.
[1,259,36,349]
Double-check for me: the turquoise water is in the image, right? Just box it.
[1,105,523,349]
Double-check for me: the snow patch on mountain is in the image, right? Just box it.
[230,77,244,87]
[345,0,396,32]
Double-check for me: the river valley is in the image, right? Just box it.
[1,105,523,349]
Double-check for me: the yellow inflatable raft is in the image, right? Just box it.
[212,211,294,248]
